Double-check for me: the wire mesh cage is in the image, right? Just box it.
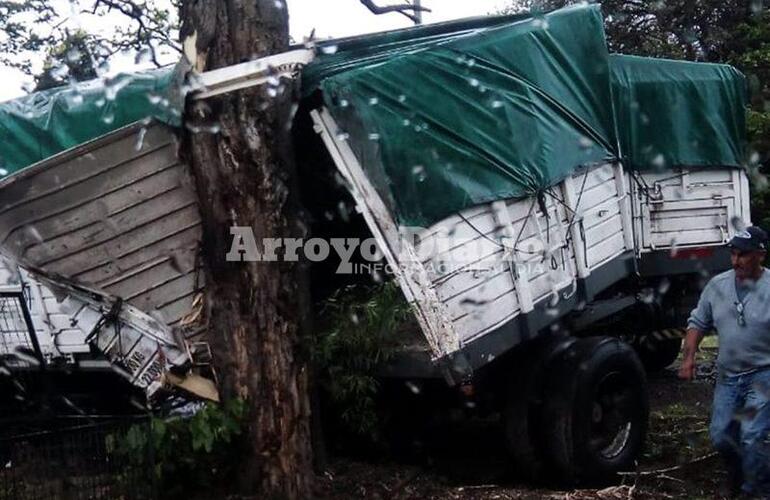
[0,291,37,366]
[0,416,156,500]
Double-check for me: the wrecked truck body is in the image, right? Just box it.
[0,2,751,482]
[303,4,748,481]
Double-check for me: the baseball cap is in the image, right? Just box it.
[728,226,768,252]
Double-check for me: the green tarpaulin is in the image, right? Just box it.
[307,4,747,226]
[0,4,747,229]
[0,65,184,176]
[610,54,747,171]
[314,5,618,226]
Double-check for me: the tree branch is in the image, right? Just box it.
[359,0,431,23]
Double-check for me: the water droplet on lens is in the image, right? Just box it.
[321,45,338,55]
[134,127,147,151]
[412,165,426,182]
[406,381,421,394]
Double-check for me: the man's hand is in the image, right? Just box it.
[678,357,696,380]
[678,328,705,381]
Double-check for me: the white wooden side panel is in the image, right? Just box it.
[634,168,744,252]
[417,187,582,345]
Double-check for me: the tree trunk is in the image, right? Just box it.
[179,1,313,497]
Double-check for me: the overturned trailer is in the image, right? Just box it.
[0,3,749,482]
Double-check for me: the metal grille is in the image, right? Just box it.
[0,292,36,366]
[0,417,156,500]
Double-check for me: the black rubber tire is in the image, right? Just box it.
[634,336,682,372]
[542,337,649,484]
[503,335,576,481]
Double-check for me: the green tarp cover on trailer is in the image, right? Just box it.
[313,4,619,227]
[0,4,748,229]
[610,54,746,171]
[0,65,184,177]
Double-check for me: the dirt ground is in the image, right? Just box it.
[316,338,727,500]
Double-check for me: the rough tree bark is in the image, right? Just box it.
[179,1,313,498]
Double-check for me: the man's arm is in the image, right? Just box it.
[678,328,705,380]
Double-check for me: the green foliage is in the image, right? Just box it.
[313,282,414,440]
[107,399,246,498]
[0,1,181,81]
[34,31,99,91]
[503,0,752,61]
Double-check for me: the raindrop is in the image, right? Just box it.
[468,78,479,87]
[339,98,349,108]
[578,136,593,149]
[350,312,359,325]
[368,97,379,105]
[337,200,350,222]
[0,168,7,176]
[267,87,278,98]
[491,100,504,108]
[103,112,115,125]
[66,48,82,63]
[730,217,746,232]
[398,94,407,103]
[95,98,106,108]
[640,113,650,125]
[466,58,476,67]
[657,278,670,296]
[336,131,350,141]
[147,93,162,104]
[321,45,338,55]
[402,118,411,127]
[651,154,666,169]
[274,0,285,9]
[134,127,147,151]
[749,151,761,166]
[69,91,84,105]
[50,64,69,80]
[406,381,421,394]
[412,165,427,182]
[26,225,43,244]
[368,133,380,141]
[669,236,679,257]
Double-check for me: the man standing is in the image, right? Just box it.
[680,226,770,497]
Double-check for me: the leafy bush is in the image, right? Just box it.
[313,282,415,441]
[107,399,246,498]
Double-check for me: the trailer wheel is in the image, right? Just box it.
[543,337,648,484]
[634,335,682,372]
[504,335,575,481]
